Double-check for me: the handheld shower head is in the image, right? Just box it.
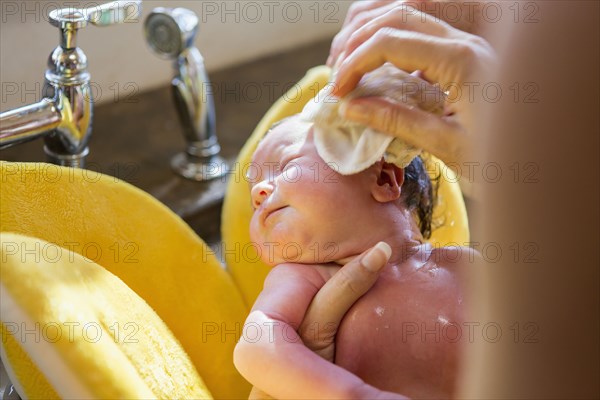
[144,7,227,181]
[145,8,198,59]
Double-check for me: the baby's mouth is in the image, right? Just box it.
[261,205,288,224]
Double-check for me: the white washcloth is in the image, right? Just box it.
[301,64,446,175]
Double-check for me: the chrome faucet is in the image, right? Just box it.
[145,8,228,181]
[0,1,142,167]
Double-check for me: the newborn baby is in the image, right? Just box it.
[234,115,473,399]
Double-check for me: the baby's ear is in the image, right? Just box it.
[371,161,404,203]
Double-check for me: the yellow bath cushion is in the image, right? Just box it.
[222,65,470,307]
[0,161,251,399]
[1,232,210,398]
[0,329,59,399]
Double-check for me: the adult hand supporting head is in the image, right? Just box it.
[330,3,496,169]
[298,241,393,362]
[298,242,407,399]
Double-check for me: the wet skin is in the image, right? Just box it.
[245,115,469,398]
[333,246,465,398]
[249,244,466,398]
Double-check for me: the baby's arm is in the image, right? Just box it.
[234,262,388,399]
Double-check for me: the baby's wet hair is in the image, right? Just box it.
[401,156,438,240]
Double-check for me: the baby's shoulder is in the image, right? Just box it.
[430,245,482,270]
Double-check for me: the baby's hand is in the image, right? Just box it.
[299,242,392,362]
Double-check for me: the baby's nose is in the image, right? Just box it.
[251,180,273,208]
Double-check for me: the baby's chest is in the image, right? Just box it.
[339,267,461,332]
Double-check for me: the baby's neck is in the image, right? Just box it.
[334,209,425,266]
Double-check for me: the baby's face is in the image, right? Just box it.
[249,115,376,266]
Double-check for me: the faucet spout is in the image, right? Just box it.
[0,99,61,149]
[0,82,93,168]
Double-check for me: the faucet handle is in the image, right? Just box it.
[48,9,88,30]
[86,1,142,27]
[48,1,141,48]
[48,1,141,27]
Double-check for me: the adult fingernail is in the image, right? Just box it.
[362,242,392,272]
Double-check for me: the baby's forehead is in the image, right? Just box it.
[253,115,312,163]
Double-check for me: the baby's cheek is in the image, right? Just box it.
[313,163,341,188]
[278,173,318,202]
[297,166,337,197]
[249,215,263,243]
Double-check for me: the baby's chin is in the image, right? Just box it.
[252,240,319,266]
[250,231,334,265]
[254,240,352,266]
[259,252,328,267]
[250,220,349,265]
